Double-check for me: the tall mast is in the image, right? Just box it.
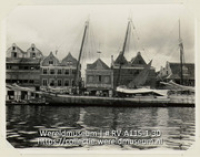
[117,20,131,86]
[179,19,183,85]
[74,20,89,89]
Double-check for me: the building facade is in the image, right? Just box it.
[85,58,113,96]
[40,52,80,94]
[111,51,156,89]
[157,61,195,86]
[6,43,43,102]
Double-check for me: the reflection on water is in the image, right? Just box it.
[6,105,195,150]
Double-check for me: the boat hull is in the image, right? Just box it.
[41,93,194,107]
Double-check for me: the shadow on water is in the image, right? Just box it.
[6,105,195,150]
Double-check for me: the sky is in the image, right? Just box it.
[6,4,195,72]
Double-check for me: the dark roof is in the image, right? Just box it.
[61,52,78,66]
[130,52,146,65]
[6,57,41,64]
[87,58,110,70]
[114,52,129,65]
[41,52,60,66]
[169,62,195,78]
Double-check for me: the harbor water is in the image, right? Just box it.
[6,105,195,150]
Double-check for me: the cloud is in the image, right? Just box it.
[6,4,194,71]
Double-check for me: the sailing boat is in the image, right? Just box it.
[44,20,89,95]
[6,19,194,105]
[160,20,195,93]
[114,19,168,96]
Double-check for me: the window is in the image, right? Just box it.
[50,69,55,74]
[24,66,29,70]
[12,80,17,83]
[49,61,53,64]
[138,60,142,64]
[36,87,40,91]
[104,76,110,83]
[58,80,62,86]
[88,76,93,83]
[71,80,75,86]
[31,53,36,58]
[99,75,102,83]
[6,65,11,69]
[32,47,35,51]
[43,69,48,74]
[72,70,76,75]
[8,91,14,95]
[65,69,69,75]
[29,80,34,84]
[14,53,17,58]
[43,80,47,86]
[12,47,16,51]
[11,66,19,70]
[12,52,17,58]
[64,80,69,86]
[6,79,11,83]
[50,80,55,86]
[58,69,62,74]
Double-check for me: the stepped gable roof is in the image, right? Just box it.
[130,52,146,65]
[6,57,41,64]
[114,51,128,65]
[41,52,60,66]
[61,52,78,66]
[87,58,110,70]
[169,62,194,78]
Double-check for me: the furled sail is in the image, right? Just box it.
[46,85,71,94]
[128,60,152,88]
[6,83,36,92]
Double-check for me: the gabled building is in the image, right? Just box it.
[6,43,25,58]
[86,58,113,96]
[6,43,43,102]
[158,61,195,86]
[27,43,43,59]
[40,52,80,93]
[111,51,156,88]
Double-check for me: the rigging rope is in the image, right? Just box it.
[60,20,84,48]
[130,20,151,62]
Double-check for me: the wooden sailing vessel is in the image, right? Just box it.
[160,20,195,93]
[114,19,169,96]
[6,19,194,106]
